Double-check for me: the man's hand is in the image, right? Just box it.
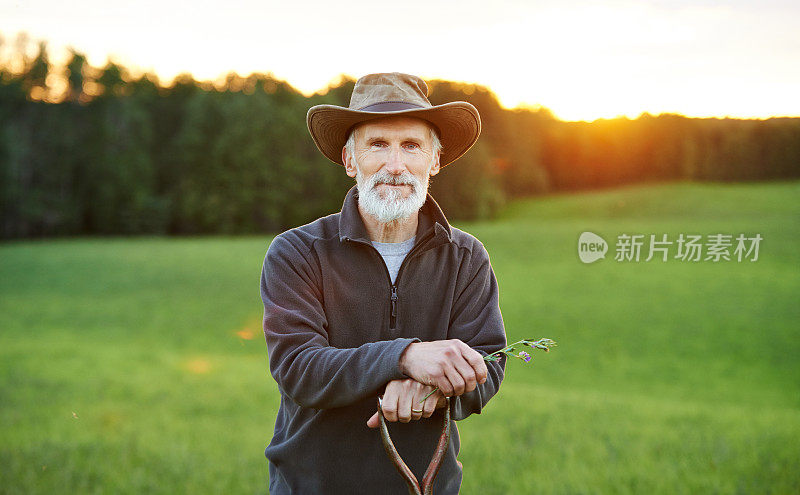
[398,340,488,397]
[367,378,447,429]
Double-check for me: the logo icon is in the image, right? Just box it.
[578,232,608,264]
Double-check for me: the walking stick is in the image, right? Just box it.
[378,397,451,495]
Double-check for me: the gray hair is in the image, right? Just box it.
[344,123,442,164]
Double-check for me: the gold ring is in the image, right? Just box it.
[412,408,424,413]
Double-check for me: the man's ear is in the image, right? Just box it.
[343,147,357,178]
[429,151,442,177]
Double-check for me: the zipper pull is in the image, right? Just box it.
[390,286,398,319]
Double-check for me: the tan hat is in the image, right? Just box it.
[307,72,481,167]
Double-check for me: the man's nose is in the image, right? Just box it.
[384,146,405,174]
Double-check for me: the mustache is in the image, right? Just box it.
[368,171,418,189]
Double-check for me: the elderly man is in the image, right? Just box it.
[260,73,507,494]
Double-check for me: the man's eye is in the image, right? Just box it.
[404,143,420,150]
[371,142,386,148]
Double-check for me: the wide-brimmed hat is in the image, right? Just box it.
[307,72,481,167]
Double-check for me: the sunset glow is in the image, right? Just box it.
[2,0,798,121]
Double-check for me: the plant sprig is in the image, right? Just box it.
[419,338,557,403]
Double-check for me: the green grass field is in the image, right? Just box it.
[1,181,798,494]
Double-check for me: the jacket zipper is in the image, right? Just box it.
[390,285,398,329]
[344,230,436,330]
[384,230,436,329]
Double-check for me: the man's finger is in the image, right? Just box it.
[410,383,428,421]
[381,393,399,423]
[396,383,413,423]
[433,372,455,397]
[367,411,380,429]
[421,389,439,418]
[443,366,466,396]
[461,346,488,384]
[452,358,478,393]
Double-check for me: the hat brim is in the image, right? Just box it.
[306,102,481,167]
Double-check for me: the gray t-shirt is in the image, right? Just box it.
[371,236,416,284]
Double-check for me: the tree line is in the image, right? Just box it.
[2,36,798,239]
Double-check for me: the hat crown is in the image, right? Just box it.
[349,73,432,110]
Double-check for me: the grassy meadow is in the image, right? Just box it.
[1,181,798,494]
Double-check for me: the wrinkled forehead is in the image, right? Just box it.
[353,116,436,142]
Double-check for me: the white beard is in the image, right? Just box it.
[355,162,430,224]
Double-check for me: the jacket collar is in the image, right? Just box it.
[338,185,452,249]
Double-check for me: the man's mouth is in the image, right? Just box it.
[376,181,411,188]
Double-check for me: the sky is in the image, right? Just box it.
[1,0,799,121]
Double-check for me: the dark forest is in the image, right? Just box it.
[2,39,798,239]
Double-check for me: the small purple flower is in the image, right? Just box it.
[519,351,531,363]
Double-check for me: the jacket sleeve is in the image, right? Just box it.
[447,241,507,421]
[261,234,418,409]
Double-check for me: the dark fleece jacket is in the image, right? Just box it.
[260,186,507,494]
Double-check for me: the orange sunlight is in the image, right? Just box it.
[2,0,799,121]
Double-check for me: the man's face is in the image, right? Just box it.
[342,116,441,223]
